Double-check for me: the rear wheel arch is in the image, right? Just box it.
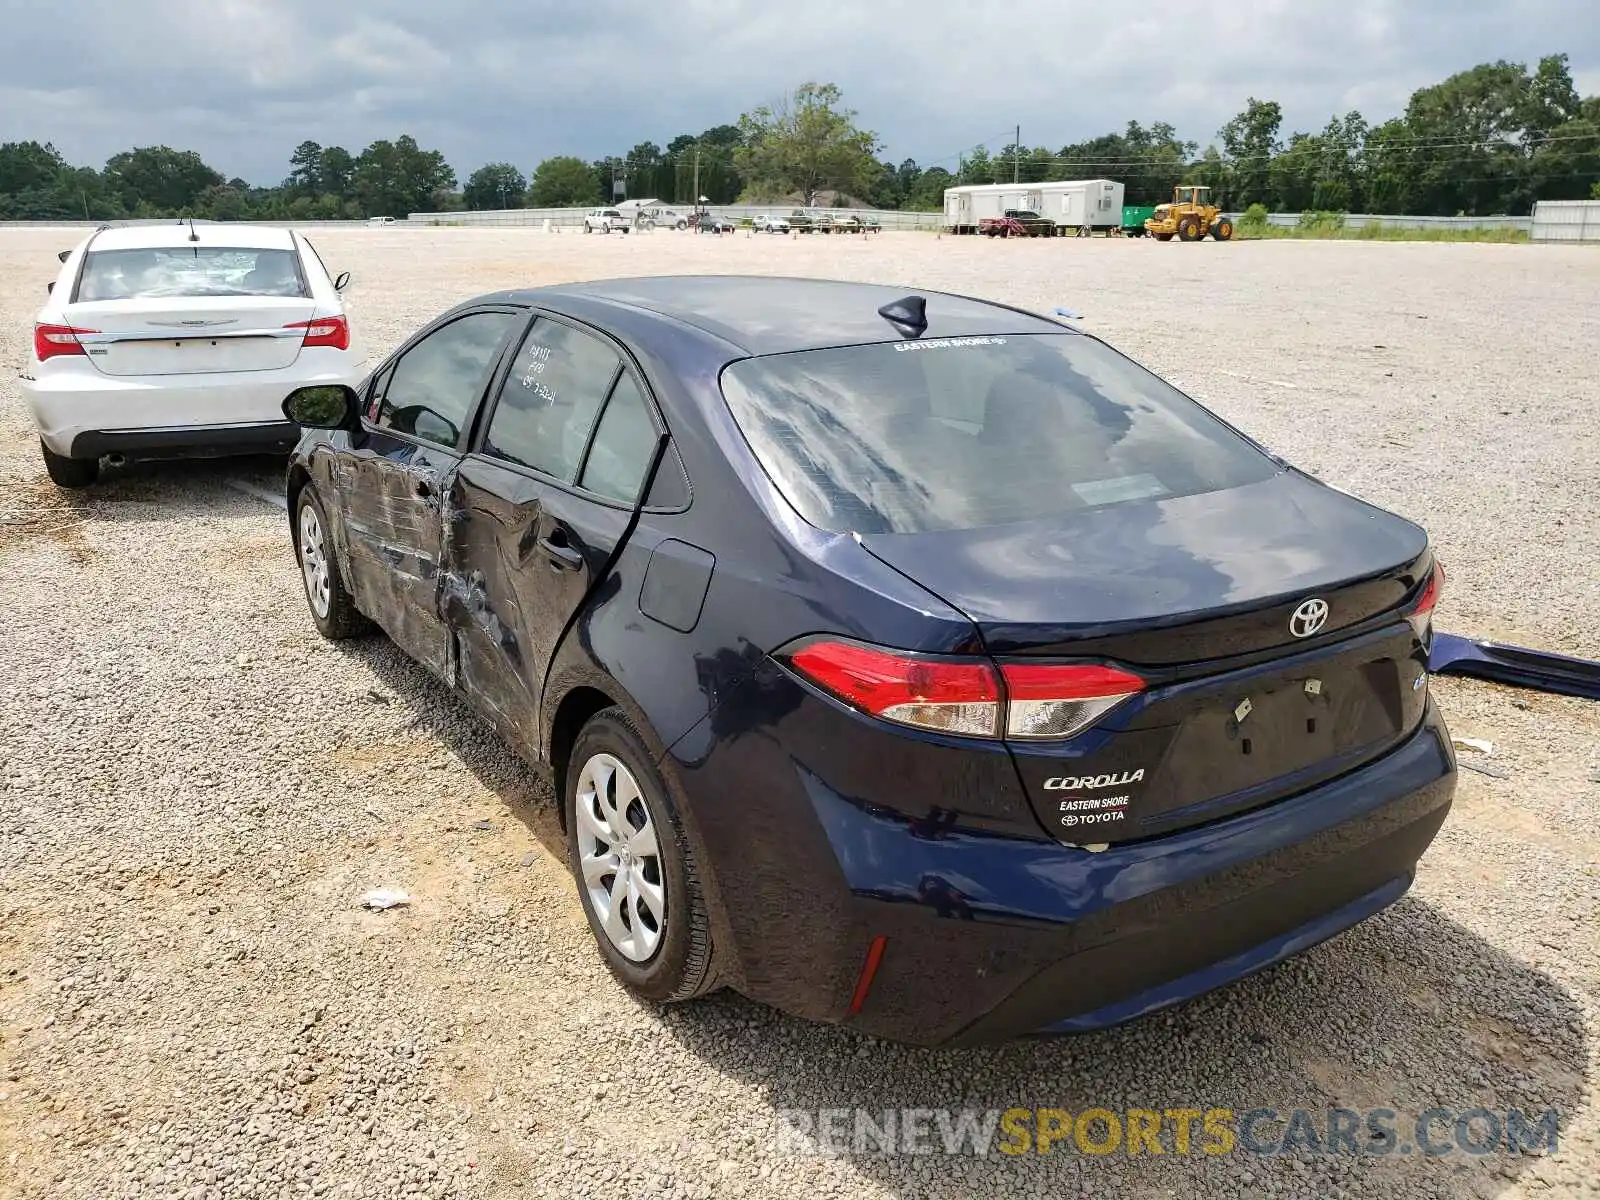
[547,684,621,828]
[544,672,735,993]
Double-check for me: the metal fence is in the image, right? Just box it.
[406,204,945,231]
[0,218,374,229]
[1530,200,1600,242]
[1240,212,1532,232]
[404,206,1541,234]
[1,209,1561,236]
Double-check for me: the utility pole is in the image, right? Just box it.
[1014,124,1020,183]
[693,149,700,210]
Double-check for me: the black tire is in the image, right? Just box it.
[40,440,98,489]
[1212,218,1235,241]
[1177,216,1203,242]
[293,485,372,640]
[566,707,718,1003]
[1156,232,1174,242]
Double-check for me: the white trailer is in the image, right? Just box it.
[943,179,1126,235]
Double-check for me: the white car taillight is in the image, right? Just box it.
[286,315,350,351]
[34,323,98,362]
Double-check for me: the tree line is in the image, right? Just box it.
[2,54,1596,223]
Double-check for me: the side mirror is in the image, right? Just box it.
[334,271,351,291]
[283,384,360,430]
[57,249,71,263]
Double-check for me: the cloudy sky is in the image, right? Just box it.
[2,0,1595,185]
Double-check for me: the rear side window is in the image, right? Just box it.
[579,373,658,503]
[76,247,309,301]
[484,318,621,482]
[718,333,1278,534]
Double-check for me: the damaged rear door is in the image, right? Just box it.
[445,314,669,745]
[341,306,523,680]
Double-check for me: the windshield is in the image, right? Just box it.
[76,247,308,301]
[719,334,1278,534]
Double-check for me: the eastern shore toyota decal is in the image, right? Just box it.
[1057,794,1131,826]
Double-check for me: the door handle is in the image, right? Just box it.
[539,529,583,571]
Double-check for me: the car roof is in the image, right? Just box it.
[84,223,297,251]
[486,275,1067,356]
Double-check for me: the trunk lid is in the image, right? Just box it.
[858,472,1435,844]
[64,297,316,377]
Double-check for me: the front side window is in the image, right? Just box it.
[719,333,1279,534]
[484,318,621,481]
[76,247,308,301]
[374,311,518,449]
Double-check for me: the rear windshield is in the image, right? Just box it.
[718,333,1278,534]
[76,247,309,301]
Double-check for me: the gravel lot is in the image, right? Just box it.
[1,226,1596,1199]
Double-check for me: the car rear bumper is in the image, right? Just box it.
[22,349,363,458]
[669,683,1456,1047]
[68,421,301,461]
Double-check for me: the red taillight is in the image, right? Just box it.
[286,314,350,351]
[786,640,1001,737]
[34,323,97,362]
[781,640,1145,741]
[1000,662,1146,739]
[1408,560,1444,641]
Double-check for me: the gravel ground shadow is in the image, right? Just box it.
[337,635,1591,1197]
[655,903,1590,1196]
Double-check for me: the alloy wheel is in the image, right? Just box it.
[298,503,332,619]
[575,752,667,962]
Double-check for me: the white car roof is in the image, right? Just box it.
[84,223,298,252]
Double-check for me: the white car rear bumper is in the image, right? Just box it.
[21,348,366,459]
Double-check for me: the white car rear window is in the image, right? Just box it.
[76,247,309,301]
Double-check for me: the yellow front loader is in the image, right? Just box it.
[1145,186,1235,242]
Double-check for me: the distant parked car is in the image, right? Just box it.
[1004,209,1055,236]
[753,214,791,233]
[366,216,397,227]
[980,213,1050,238]
[584,209,631,234]
[785,209,817,233]
[22,221,362,488]
[699,214,737,234]
[827,215,880,234]
[633,207,688,231]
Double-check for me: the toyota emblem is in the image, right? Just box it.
[1289,598,1330,638]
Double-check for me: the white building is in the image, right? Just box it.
[943,179,1126,234]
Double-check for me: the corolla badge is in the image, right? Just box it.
[1290,597,1330,638]
[1043,770,1144,791]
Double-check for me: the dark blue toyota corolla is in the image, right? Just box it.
[279,275,1456,1047]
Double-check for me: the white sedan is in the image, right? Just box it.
[752,214,791,233]
[20,221,365,488]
